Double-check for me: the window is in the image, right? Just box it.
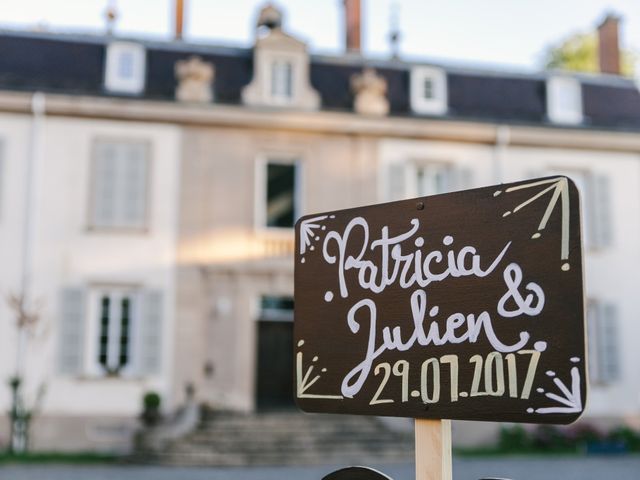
[271,60,293,101]
[117,51,135,79]
[90,140,149,230]
[546,76,583,124]
[410,66,447,115]
[58,286,164,377]
[104,42,146,94]
[260,295,294,321]
[386,161,471,201]
[95,289,138,376]
[423,77,434,100]
[264,161,299,228]
[587,300,620,385]
[241,31,320,109]
[545,169,612,250]
[415,164,455,196]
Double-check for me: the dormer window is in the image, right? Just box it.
[242,4,319,110]
[546,76,583,124]
[410,66,447,115]
[104,42,146,95]
[270,59,293,101]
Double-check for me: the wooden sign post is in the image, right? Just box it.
[415,419,451,480]
[294,177,586,479]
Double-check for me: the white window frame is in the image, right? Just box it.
[546,76,583,125]
[260,52,299,106]
[410,66,447,115]
[85,286,141,378]
[270,59,294,103]
[104,42,147,95]
[88,138,151,231]
[254,155,303,231]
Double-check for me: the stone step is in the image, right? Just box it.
[193,425,388,437]
[199,415,377,429]
[167,440,413,455]
[139,409,415,466]
[153,449,413,467]
[188,426,407,439]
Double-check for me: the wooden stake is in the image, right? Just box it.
[415,419,452,480]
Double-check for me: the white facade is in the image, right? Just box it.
[0,83,638,451]
[379,137,640,423]
[0,105,180,448]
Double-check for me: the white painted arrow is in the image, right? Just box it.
[299,215,328,255]
[536,366,582,414]
[499,177,571,271]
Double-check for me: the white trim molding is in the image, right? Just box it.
[104,41,147,95]
[410,66,448,116]
[546,75,583,125]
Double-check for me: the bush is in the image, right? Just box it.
[499,425,532,452]
[608,426,640,452]
[531,425,573,451]
[143,392,161,410]
[565,422,602,447]
[140,392,162,427]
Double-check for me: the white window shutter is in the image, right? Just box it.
[92,142,118,227]
[387,163,407,201]
[92,141,149,229]
[599,302,620,382]
[139,289,163,375]
[586,301,600,383]
[120,143,148,227]
[592,174,613,249]
[58,288,86,375]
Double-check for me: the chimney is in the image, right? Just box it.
[597,13,621,75]
[174,0,185,40]
[344,0,361,53]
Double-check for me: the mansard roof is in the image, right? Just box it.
[1,29,639,131]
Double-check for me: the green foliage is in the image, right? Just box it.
[543,32,637,77]
[143,392,161,410]
[140,391,162,427]
[458,423,640,457]
[498,425,532,452]
[532,425,575,452]
[608,426,640,452]
[0,452,118,464]
[545,34,599,74]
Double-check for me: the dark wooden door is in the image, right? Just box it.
[256,320,294,409]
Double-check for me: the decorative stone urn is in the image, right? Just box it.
[175,56,215,103]
[351,67,389,116]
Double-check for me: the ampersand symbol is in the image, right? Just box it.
[497,263,545,318]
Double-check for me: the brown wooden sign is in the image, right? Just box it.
[294,177,586,424]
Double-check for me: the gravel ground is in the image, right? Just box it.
[0,456,638,480]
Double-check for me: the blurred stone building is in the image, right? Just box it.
[0,2,639,452]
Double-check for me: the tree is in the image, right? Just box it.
[543,32,637,77]
[5,292,47,453]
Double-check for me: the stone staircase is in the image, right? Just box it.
[142,409,414,466]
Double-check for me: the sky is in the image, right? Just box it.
[2,0,640,71]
